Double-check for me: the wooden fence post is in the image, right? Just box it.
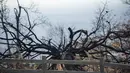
[100,57,104,73]
[42,56,47,73]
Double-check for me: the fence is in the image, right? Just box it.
[0,56,130,73]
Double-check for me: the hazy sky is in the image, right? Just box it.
[7,0,129,37]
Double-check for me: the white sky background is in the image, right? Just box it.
[6,0,129,38]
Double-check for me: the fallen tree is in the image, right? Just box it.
[0,0,130,71]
